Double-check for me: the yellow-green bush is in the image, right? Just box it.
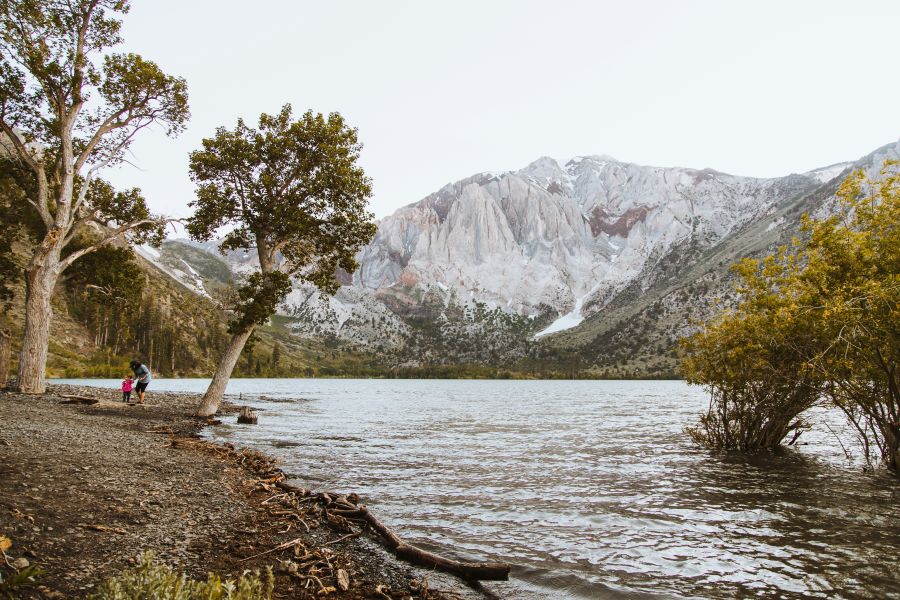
[89,553,273,600]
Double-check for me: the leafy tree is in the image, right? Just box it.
[681,252,822,451]
[0,167,27,312]
[796,163,900,469]
[187,104,375,416]
[0,0,188,392]
[64,242,143,350]
[682,161,900,469]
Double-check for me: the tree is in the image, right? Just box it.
[188,105,376,416]
[682,161,900,469]
[0,166,27,312]
[271,341,281,368]
[64,242,143,351]
[681,255,823,451]
[796,163,900,469]
[0,0,189,392]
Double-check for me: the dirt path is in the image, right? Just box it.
[0,385,485,599]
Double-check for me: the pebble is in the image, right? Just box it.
[12,557,30,569]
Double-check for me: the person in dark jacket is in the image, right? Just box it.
[129,360,152,404]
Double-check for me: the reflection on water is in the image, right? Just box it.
[55,378,900,599]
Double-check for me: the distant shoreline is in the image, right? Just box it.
[50,374,685,381]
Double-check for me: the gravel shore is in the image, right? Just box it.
[0,384,485,599]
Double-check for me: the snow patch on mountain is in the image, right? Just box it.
[135,244,209,297]
[804,162,852,184]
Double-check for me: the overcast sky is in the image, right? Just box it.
[104,0,900,220]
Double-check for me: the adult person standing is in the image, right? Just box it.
[129,360,152,404]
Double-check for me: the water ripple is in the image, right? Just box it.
[116,377,900,600]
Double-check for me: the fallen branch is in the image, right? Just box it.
[274,480,510,581]
[60,395,99,405]
[239,536,305,562]
[80,523,126,534]
[179,437,512,584]
[324,532,361,546]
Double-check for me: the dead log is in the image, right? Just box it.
[354,504,510,581]
[272,479,510,581]
[60,395,99,405]
[237,406,258,424]
[0,329,10,388]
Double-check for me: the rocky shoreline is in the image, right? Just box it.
[0,384,484,599]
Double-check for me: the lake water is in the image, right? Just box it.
[55,378,900,599]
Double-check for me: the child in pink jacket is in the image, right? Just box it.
[122,374,134,403]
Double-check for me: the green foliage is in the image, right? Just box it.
[60,247,231,377]
[0,0,186,280]
[1,0,188,387]
[0,170,25,312]
[67,243,144,305]
[0,1,189,164]
[81,177,164,246]
[0,564,43,599]
[681,161,900,466]
[99,52,189,141]
[271,341,281,366]
[795,162,900,468]
[89,552,273,600]
[228,272,292,334]
[186,103,376,299]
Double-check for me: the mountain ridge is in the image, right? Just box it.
[153,138,900,376]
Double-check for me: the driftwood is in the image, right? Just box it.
[276,481,510,581]
[178,437,512,586]
[60,395,99,405]
[237,406,258,424]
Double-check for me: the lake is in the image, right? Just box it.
[55,378,900,599]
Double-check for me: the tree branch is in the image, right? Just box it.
[0,120,53,227]
[0,118,41,174]
[71,123,150,215]
[57,217,172,273]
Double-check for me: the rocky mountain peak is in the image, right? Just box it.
[157,140,899,371]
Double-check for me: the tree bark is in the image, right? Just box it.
[17,259,59,394]
[237,406,258,424]
[0,328,11,388]
[195,326,255,417]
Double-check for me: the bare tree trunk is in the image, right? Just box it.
[0,329,11,388]
[17,261,58,394]
[195,326,255,417]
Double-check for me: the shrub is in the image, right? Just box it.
[681,252,823,452]
[681,161,899,468]
[89,552,273,600]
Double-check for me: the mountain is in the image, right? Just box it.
[160,139,900,377]
[357,156,816,321]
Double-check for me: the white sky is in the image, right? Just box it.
[105,0,900,220]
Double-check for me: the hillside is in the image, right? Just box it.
[159,139,899,377]
[548,142,898,376]
[5,141,897,380]
[0,241,389,380]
